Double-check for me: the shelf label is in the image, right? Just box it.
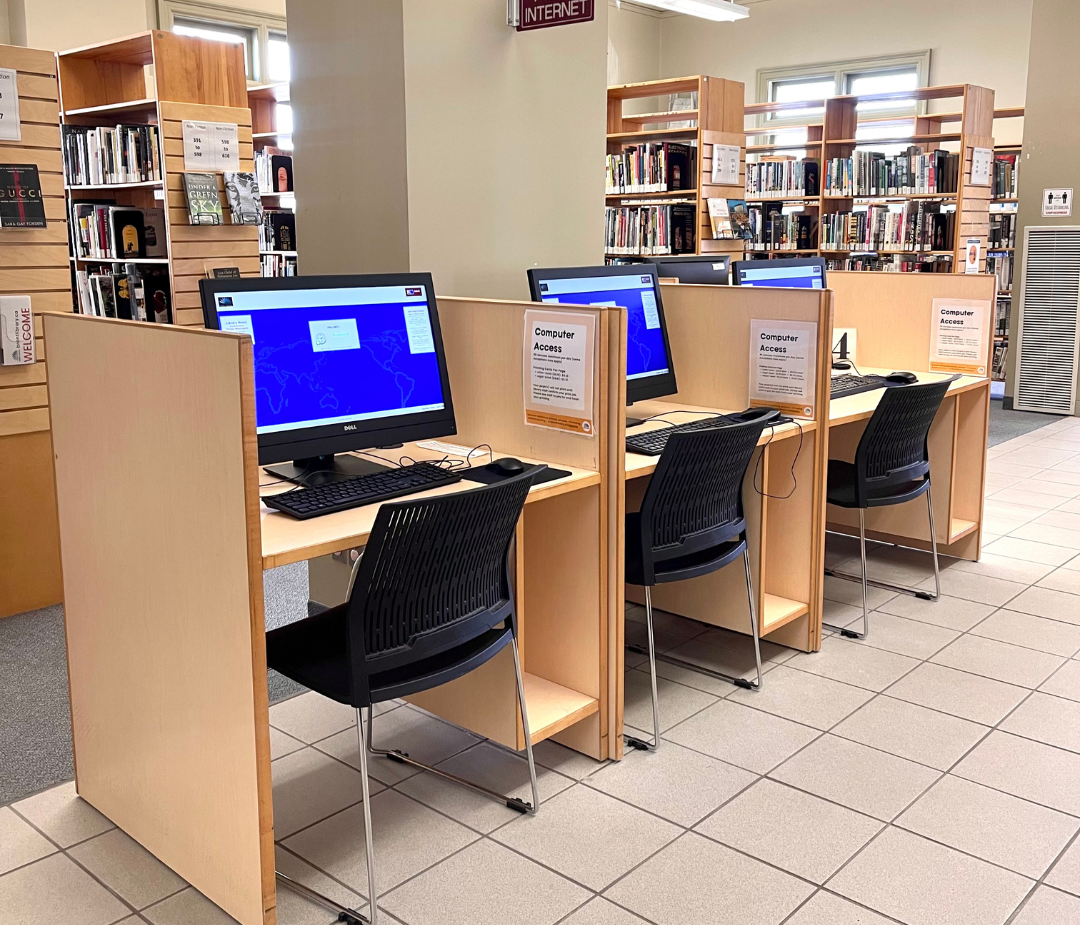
[1043,188,1073,217]
[748,319,818,419]
[183,120,240,172]
[970,147,992,187]
[930,298,990,376]
[523,309,595,436]
[0,68,21,142]
[711,144,740,186]
[514,0,594,31]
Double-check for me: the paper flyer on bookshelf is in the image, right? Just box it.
[711,144,740,186]
[964,238,982,274]
[748,319,817,419]
[523,309,595,436]
[970,147,993,187]
[930,298,990,376]
[182,121,239,172]
[0,68,21,141]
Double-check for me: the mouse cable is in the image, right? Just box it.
[752,418,803,501]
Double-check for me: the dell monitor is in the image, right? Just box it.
[733,257,827,289]
[200,273,456,485]
[527,264,676,425]
[653,254,730,285]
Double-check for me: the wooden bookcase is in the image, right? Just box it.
[247,82,296,277]
[57,30,260,327]
[605,76,746,262]
[743,83,996,273]
[989,107,1023,383]
[0,44,66,617]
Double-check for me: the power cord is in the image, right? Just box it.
[752,418,803,500]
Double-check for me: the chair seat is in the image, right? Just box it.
[826,459,930,509]
[626,514,746,586]
[266,605,513,708]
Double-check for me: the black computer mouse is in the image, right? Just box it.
[886,371,918,385]
[832,359,853,371]
[487,457,526,476]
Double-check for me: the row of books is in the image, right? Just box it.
[745,204,815,252]
[73,264,171,322]
[255,147,294,193]
[744,159,819,199]
[820,202,955,253]
[604,204,696,256]
[262,253,298,277]
[993,154,1020,200]
[62,124,161,187]
[989,213,1017,249]
[987,252,1014,292]
[260,210,296,252]
[825,254,955,273]
[995,297,1011,337]
[824,148,960,197]
[992,342,1008,381]
[605,142,694,194]
[69,202,167,260]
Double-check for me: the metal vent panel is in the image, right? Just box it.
[1015,227,1080,414]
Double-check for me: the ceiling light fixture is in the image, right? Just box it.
[630,0,749,22]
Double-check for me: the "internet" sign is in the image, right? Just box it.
[516,0,595,31]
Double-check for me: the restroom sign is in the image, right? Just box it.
[1043,189,1073,217]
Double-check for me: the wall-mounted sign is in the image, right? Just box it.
[182,121,239,172]
[970,147,993,187]
[511,0,595,31]
[523,309,595,435]
[748,319,818,419]
[930,298,990,376]
[1043,188,1073,217]
[0,68,21,141]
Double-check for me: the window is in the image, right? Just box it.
[158,1,288,85]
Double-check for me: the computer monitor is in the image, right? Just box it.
[526,264,677,422]
[653,255,730,285]
[200,273,456,485]
[733,257,827,289]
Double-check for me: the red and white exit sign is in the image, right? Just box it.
[512,0,595,31]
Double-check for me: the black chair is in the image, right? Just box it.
[824,379,950,640]
[266,468,543,925]
[625,419,769,751]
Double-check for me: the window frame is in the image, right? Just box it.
[158,0,287,84]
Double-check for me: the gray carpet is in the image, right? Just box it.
[0,561,312,805]
[987,398,1060,446]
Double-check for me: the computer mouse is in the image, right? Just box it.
[487,457,526,476]
[886,371,918,385]
[832,359,853,371]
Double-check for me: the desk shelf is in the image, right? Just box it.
[524,674,599,743]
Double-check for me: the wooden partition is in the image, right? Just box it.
[44,314,273,925]
[828,271,996,560]
[625,283,834,654]
[0,45,66,617]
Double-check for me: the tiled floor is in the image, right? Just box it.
[4,416,1080,925]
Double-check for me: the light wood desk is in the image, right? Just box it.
[43,294,624,925]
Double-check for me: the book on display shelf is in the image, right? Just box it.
[183,172,223,225]
[61,124,161,186]
[224,172,264,224]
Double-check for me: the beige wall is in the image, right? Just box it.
[607,1,661,86]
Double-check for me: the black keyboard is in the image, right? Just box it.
[263,462,463,520]
[626,415,730,456]
[831,373,888,399]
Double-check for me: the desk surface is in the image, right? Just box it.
[625,399,815,480]
[829,368,988,427]
[259,442,600,569]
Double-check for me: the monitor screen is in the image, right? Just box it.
[526,265,677,403]
[653,255,730,285]
[201,274,456,466]
[735,258,826,290]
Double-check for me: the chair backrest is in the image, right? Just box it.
[854,379,951,503]
[638,419,768,563]
[344,466,541,698]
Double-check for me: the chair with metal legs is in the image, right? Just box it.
[625,418,770,751]
[824,379,951,640]
[266,467,543,925]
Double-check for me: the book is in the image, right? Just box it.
[0,164,46,228]
[224,172,264,224]
[142,207,167,257]
[142,267,171,323]
[110,208,145,258]
[91,274,117,318]
[183,173,223,225]
[0,296,35,366]
[707,198,734,239]
[262,210,296,251]
[727,200,753,240]
[270,154,293,192]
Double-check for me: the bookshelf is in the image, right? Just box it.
[0,44,66,617]
[247,82,297,277]
[605,76,746,262]
[743,84,996,273]
[988,107,1023,385]
[57,30,260,327]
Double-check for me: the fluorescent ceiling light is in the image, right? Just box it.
[630,0,750,21]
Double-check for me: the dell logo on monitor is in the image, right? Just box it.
[343,424,357,432]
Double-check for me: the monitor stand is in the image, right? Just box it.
[264,453,392,487]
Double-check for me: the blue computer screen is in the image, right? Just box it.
[536,274,669,381]
[738,263,824,289]
[213,285,445,435]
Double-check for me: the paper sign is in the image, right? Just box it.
[1043,188,1073,217]
[748,319,818,419]
[0,68,21,141]
[964,238,982,274]
[0,296,35,365]
[833,327,858,365]
[930,298,991,376]
[970,147,992,187]
[523,309,595,436]
[183,121,240,172]
[711,144,740,186]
